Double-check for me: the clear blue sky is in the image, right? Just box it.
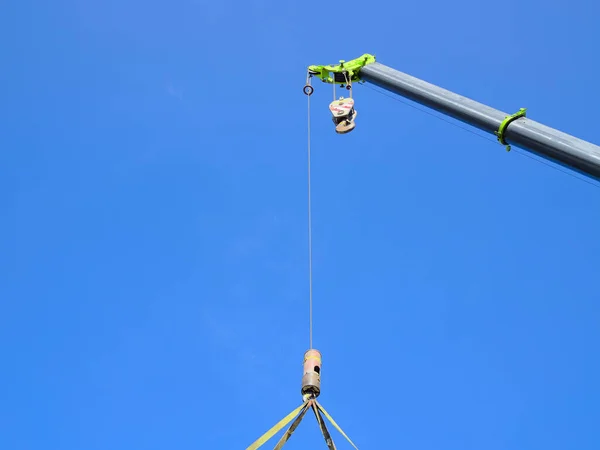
[2,1,600,449]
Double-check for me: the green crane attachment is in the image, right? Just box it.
[307,53,376,85]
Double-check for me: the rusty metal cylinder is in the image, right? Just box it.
[301,349,322,398]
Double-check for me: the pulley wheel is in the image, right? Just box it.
[335,120,356,134]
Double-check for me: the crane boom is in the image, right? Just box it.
[308,55,600,181]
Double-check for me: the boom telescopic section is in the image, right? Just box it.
[306,54,600,181]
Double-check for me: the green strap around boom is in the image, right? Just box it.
[495,107,527,151]
[308,54,376,85]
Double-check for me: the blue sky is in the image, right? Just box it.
[2,0,600,449]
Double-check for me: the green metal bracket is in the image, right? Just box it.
[307,53,376,85]
[495,108,527,151]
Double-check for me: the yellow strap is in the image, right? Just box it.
[316,401,359,450]
[273,401,312,450]
[246,402,307,450]
[304,355,322,362]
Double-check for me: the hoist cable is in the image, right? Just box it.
[307,86,314,350]
[245,77,361,450]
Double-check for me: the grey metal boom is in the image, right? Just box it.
[359,62,600,181]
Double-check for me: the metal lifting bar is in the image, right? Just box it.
[308,54,600,181]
